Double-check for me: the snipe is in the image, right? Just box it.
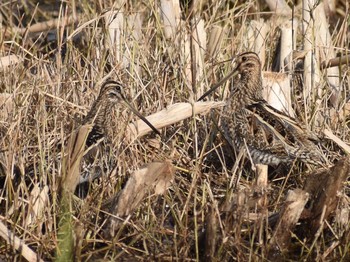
[199,52,325,166]
[76,80,160,192]
[82,79,159,147]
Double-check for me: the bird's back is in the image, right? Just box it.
[222,99,325,165]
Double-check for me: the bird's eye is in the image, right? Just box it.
[242,56,247,62]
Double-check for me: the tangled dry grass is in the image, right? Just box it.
[0,0,350,261]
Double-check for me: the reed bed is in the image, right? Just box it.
[0,0,349,261]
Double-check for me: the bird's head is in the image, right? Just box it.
[94,79,160,135]
[98,80,126,103]
[197,52,263,101]
[234,52,261,76]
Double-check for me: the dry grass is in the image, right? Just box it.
[0,0,350,261]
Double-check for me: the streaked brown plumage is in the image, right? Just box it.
[82,80,159,147]
[78,80,160,187]
[82,80,125,147]
[203,52,325,165]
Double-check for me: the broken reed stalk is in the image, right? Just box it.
[263,72,295,119]
[0,220,44,262]
[207,25,223,58]
[204,204,218,260]
[268,189,309,253]
[12,15,78,34]
[303,157,350,236]
[126,101,225,142]
[314,3,340,107]
[320,54,350,69]
[191,18,206,98]
[160,0,181,40]
[323,128,350,154]
[279,19,298,72]
[247,19,267,66]
[105,10,125,67]
[302,0,317,97]
[255,164,268,207]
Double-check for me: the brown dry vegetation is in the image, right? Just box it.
[0,0,350,261]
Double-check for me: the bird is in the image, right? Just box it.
[0,80,161,197]
[199,52,325,166]
[81,79,160,148]
[65,79,161,196]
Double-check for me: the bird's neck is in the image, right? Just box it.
[82,100,115,147]
[83,100,112,127]
[237,71,263,102]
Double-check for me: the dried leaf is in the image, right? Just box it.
[61,124,92,194]
[26,185,49,226]
[107,161,174,235]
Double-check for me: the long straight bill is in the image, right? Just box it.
[197,68,239,101]
[123,100,161,136]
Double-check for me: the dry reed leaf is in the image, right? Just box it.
[25,185,49,227]
[192,19,207,98]
[107,161,174,234]
[314,3,340,107]
[160,0,181,39]
[0,93,14,120]
[0,220,44,262]
[263,72,294,116]
[269,189,309,253]
[126,101,225,142]
[323,128,350,154]
[264,0,292,15]
[114,160,174,216]
[279,19,298,72]
[61,124,92,194]
[0,55,22,69]
[208,25,223,57]
[248,19,267,66]
[105,10,124,64]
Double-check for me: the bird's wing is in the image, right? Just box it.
[245,101,324,164]
[258,102,319,142]
[247,101,319,146]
